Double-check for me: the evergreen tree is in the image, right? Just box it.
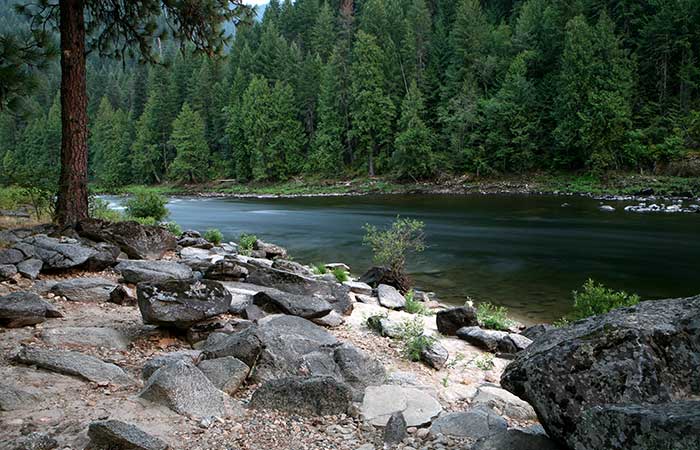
[310,1,337,61]
[168,103,211,184]
[350,31,395,176]
[393,80,436,180]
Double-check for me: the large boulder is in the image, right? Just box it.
[376,284,405,309]
[242,264,352,315]
[139,360,229,418]
[253,239,287,259]
[197,356,249,395]
[141,350,203,380]
[570,400,700,450]
[204,257,249,281]
[436,306,478,335]
[13,347,131,385]
[501,296,700,449]
[23,235,97,269]
[0,292,62,328]
[252,290,333,319]
[457,326,531,354]
[116,260,193,284]
[361,384,442,427]
[471,384,537,421]
[137,279,231,329]
[429,407,508,439]
[249,376,352,416]
[88,420,169,450]
[49,277,119,303]
[472,428,563,450]
[77,219,177,260]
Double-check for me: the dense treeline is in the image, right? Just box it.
[1,0,699,190]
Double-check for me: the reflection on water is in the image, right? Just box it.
[105,194,700,323]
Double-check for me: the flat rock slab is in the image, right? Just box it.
[343,281,372,296]
[141,350,203,380]
[16,258,43,279]
[23,235,97,269]
[116,260,193,284]
[253,290,332,319]
[429,406,508,439]
[0,383,38,411]
[197,356,249,395]
[473,428,563,450]
[88,420,169,450]
[377,284,405,309]
[472,384,537,421]
[78,219,177,260]
[50,277,118,303]
[0,291,62,328]
[250,376,352,416]
[41,327,132,350]
[13,347,131,386]
[139,360,229,418]
[362,385,442,427]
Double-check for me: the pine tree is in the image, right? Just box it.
[350,31,395,176]
[310,1,337,61]
[90,96,114,179]
[168,103,211,184]
[308,50,345,176]
[393,80,436,180]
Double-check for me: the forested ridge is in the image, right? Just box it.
[1,0,699,191]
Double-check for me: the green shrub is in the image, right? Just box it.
[130,216,158,226]
[362,217,425,287]
[124,188,169,221]
[312,264,328,275]
[477,302,514,331]
[475,353,495,371]
[404,290,430,316]
[404,334,435,362]
[204,228,223,245]
[164,222,183,236]
[88,197,123,222]
[238,233,257,256]
[570,279,640,320]
[332,267,349,282]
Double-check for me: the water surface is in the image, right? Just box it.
[108,194,700,323]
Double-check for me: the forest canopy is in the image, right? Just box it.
[1,0,699,190]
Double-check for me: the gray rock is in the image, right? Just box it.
[137,279,231,329]
[570,401,700,450]
[200,326,265,367]
[599,205,616,212]
[197,356,249,395]
[354,293,379,305]
[384,411,407,445]
[429,407,507,439]
[109,284,136,305]
[41,326,131,350]
[243,264,352,315]
[311,310,345,328]
[13,347,131,385]
[88,420,169,450]
[498,333,532,354]
[472,428,563,450]
[436,307,478,335]
[141,350,203,380]
[16,258,43,279]
[253,290,333,319]
[520,323,554,341]
[0,248,25,264]
[420,340,449,370]
[253,239,287,259]
[501,295,700,449]
[9,432,58,450]
[178,236,214,249]
[333,343,386,400]
[361,385,442,427]
[77,219,177,260]
[0,383,38,411]
[185,318,253,344]
[0,263,18,280]
[50,277,118,303]
[456,326,506,352]
[0,292,62,328]
[116,260,193,284]
[272,259,313,276]
[249,376,352,416]
[228,291,253,315]
[343,281,373,296]
[377,284,405,309]
[139,360,228,418]
[180,246,215,260]
[205,257,249,281]
[23,235,97,269]
[471,384,537,421]
[241,304,265,321]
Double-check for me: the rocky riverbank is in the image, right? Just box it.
[1,220,698,450]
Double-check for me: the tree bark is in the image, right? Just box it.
[55,0,89,227]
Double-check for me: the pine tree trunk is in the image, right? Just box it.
[55,0,89,227]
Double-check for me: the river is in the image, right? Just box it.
[106,194,700,323]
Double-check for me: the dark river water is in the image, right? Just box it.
[107,194,700,323]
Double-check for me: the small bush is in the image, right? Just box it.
[312,264,328,275]
[88,197,123,222]
[475,353,495,371]
[365,312,388,334]
[125,188,169,221]
[404,334,435,362]
[570,279,640,320]
[404,290,430,315]
[477,302,514,331]
[238,233,257,256]
[130,216,158,226]
[164,222,183,236]
[204,228,223,245]
[332,267,349,282]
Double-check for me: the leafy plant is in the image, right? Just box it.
[204,228,223,245]
[238,233,257,256]
[88,196,123,222]
[124,187,168,221]
[332,267,349,282]
[404,290,430,315]
[477,302,514,331]
[312,263,328,275]
[475,353,495,371]
[130,216,158,226]
[164,222,183,236]
[570,279,640,320]
[403,334,435,362]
